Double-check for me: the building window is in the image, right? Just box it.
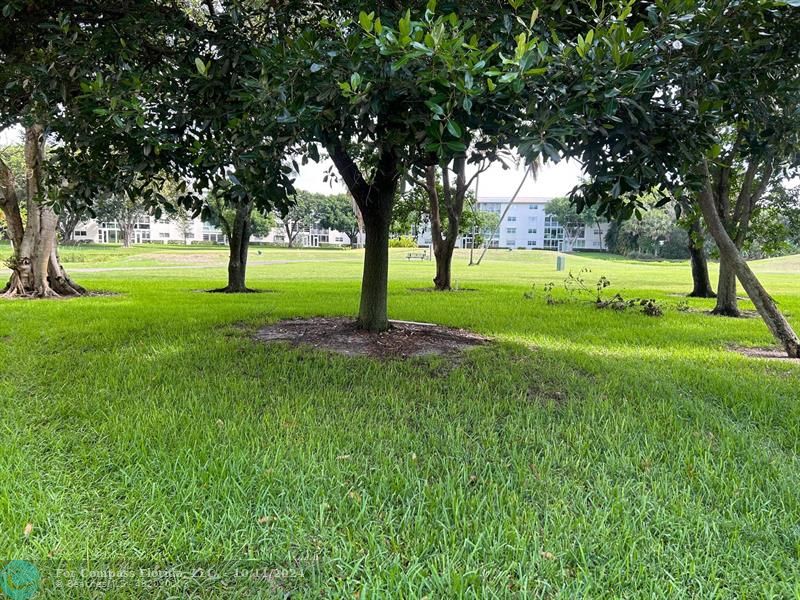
[507,216,516,222]
[160,232,170,238]
[574,240,586,248]
[506,240,515,246]
[74,230,87,237]
[527,240,537,246]
[506,227,516,234]
[528,228,537,234]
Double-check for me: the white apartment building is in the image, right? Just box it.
[416,196,607,251]
[71,216,354,247]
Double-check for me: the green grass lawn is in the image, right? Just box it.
[1,247,799,598]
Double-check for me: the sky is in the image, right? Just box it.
[1,125,583,199]
[291,153,583,199]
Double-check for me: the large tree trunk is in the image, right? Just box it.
[221,201,253,293]
[2,125,85,298]
[686,215,715,298]
[688,246,715,298]
[58,211,82,245]
[427,166,449,290]
[427,159,467,291]
[709,155,770,316]
[328,139,399,332]
[358,205,392,331]
[698,182,799,358]
[712,255,739,315]
[433,239,457,290]
[284,223,294,248]
[121,223,134,248]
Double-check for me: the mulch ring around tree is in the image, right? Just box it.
[729,345,800,362]
[254,317,490,359]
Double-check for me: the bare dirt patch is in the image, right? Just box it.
[730,345,800,362]
[254,317,490,359]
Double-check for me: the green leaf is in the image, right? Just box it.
[399,10,412,39]
[447,120,462,138]
[359,11,374,33]
[425,100,445,115]
[194,58,207,75]
[446,141,467,152]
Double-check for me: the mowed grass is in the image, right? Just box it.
[1,246,799,598]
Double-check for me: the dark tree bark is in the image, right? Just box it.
[358,202,392,331]
[686,213,715,298]
[283,221,297,247]
[709,152,772,316]
[211,199,254,293]
[1,125,85,298]
[327,140,400,332]
[425,160,468,290]
[698,162,799,357]
[422,157,485,290]
[58,208,84,245]
[712,256,739,315]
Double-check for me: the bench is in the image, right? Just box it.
[406,251,428,261]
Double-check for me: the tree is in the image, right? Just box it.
[278,192,319,248]
[169,207,195,245]
[462,206,500,249]
[316,193,361,247]
[282,3,572,324]
[0,144,25,245]
[0,1,199,296]
[205,189,276,292]
[676,1,799,355]
[57,205,87,245]
[678,201,716,298]
[392,181,429,240]
[16,2,298,295]
[93,194,148,248]
[415,160,490,290]
[545,197,603,252]
[742,185,800,258]
[0,128,85,296]
[552,0,800,356]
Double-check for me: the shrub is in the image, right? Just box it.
[389,236,418,248]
